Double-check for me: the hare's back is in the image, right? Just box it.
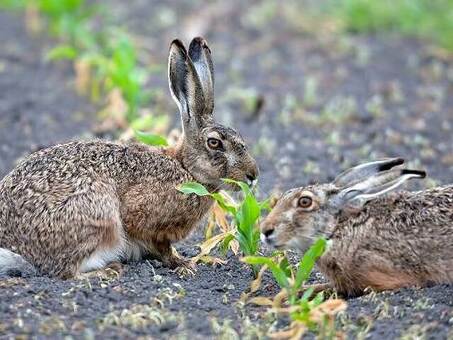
[0,140,187,206]
[363,185,453,270]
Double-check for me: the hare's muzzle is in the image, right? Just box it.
[245,162,259,187]
[260,222,276,247]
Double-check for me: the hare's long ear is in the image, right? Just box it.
[334,158,404,188]
[168,39,207,134]
[188,37,214,115]
[330,168,426,209]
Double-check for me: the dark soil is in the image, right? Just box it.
[0,12,94,179]
[1,1,453,339]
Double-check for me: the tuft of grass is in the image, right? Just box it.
[99,304,182,331]
[332,0,453,51]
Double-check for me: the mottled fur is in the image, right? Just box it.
[261,159,453,297]
[0,37,258,278]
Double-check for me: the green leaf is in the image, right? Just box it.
[223,178,250,194]
[237,193,260,254]
[236,230,252,256]
[46,45,78,61]
[279,257,292,278]
[258,197,272,211]
[210,192,237,215]
[220,233,235,255]
[178,182,210,196]
[311,291,325,306]
[131,116,154,131]
[294,238,327,289]
[134,130,168,146]
[243,256,289,288]
[238,194,260,232]
[300,286,315,302]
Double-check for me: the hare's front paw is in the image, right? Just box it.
[171,256,197,276]
[165,250,197,276]
[154,241,197,276]
[76,261,123,281]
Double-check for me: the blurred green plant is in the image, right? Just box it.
[0,0,26,9]
[75,34,150,121]
[332,0,453,51]
[2,0,168,144]
[35,0,98,48]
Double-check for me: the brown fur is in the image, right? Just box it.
[0,37,258,278]
[261,159,453,297]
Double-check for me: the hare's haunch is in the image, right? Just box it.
[0,37,259,278]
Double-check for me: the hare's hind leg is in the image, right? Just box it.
[77,219,125,274]
[37,183,125,279]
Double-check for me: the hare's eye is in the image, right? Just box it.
[298,196,312,208]
[207,138,223,150]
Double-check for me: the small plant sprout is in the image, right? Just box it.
[22,0,167,139]
[178,179,269,270]
[243,238,346,339]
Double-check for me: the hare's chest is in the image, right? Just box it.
[163,194,213,239]
[121,187,213,243]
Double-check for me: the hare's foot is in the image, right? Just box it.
[154,240,197,276]
[172,256,197,276]
[76,261,123,281]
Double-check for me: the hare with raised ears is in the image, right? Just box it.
[261,158,453,297]
[0,37,258,279]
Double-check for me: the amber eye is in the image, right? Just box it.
[298,196,312,208]
[207,138,223,150]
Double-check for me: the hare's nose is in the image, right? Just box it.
[245,162,259,187]
[246,173,256,182]
[246,172,257,187]
[263,229,274,237]
[260,228,275,245]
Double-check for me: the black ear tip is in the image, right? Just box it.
[169,39,187,55]
[192,36,208,46]
[189,36,211,54]
[378,157,405,171]
[402,169,427,178]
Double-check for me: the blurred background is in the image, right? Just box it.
[0,0,452,194]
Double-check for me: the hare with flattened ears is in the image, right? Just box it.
[0,37,258,278]
[261,158,453,297]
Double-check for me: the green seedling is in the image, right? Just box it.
[243,238,346,338]
[19,0,151,128]
[102,35,148,120]
[134,130,168,147]
[244,237,327,304]
[178,180,269,271]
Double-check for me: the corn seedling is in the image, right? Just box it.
[243,238,346,339]
[178,180,269,270]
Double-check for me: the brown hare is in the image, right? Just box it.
[0,37,258,279]
[260,158,453,297]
